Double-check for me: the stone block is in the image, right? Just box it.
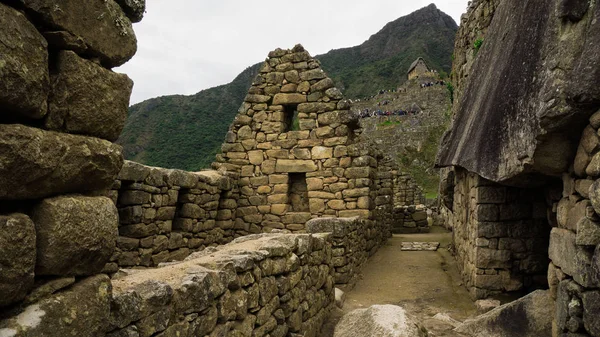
[275,160,317,173]
[478,222,509,238]
[475,204,499,222]
[281,212,312,224]
[475,248,511,269]
[0,3,49,119]
[582,291,600,336]
[118,190,151,206]
[310,78,334,92]
[576,218,600,246]
[477,186,506,203]
[118,160,152,182]
[45,51,132,141]
[0,275,111,336]
[19,0,137,67]
[311,146,333,159]
[32,195,118,276]
[581,125,600,154]
[248,150,264,165]
[574,143,591,177]
[0,124,123,200]
[165,169,197,188]
[0,214,36,307]
[342,188,370,198]
[272,93,306,105]
[345,167,370,179]
[587,152,600,177]
[549,228,598,287]
[565,200,591,231]
[339,210,370,218]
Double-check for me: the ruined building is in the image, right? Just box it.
[437,0,600,335]
[0,0,402,332]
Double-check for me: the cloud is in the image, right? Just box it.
[116,0,469,105]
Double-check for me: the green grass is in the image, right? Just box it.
[397,121,450,197]
[378,120,402,127]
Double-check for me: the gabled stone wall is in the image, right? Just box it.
[213,45,376,233]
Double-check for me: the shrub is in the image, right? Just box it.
[473,38,484,55]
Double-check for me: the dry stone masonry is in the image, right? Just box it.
[438,0,600,335]
[213,45,380,233]
[0,0,138,315]
[0,37,397,336]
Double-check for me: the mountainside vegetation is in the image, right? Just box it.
[118,4,458,171]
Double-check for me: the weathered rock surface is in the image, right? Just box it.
[0,3,49,119]
[17,0,137,67]
[454,290,553,337]
[0,124,123,200]
[115,0,145,23]
[333,305,426,337]
[45,51,133,141]
[0,275,112,337]
[549,228,599,287]
[0,214,36,307]
[32,195,118,276]
[437,0,600,185]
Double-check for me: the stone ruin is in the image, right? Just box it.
[437,0,600,335]
[0,3,414,332]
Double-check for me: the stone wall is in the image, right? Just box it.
[1,233,335,337]
[306,217,388,290]
[213,45,377,233]
[103,161,238,271]
[393,172,425,207]
[0,0,142,317]
[392,206,429,234]
[449,168,550,299]
[548,112,600,336]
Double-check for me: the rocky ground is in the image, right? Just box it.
[318,227,478,337]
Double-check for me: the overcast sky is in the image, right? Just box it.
[117,1,468,105]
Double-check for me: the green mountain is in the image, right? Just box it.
[118,4,458,171]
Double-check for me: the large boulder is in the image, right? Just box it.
[0,124,123,200]
[17,0,137,67]
[0,3,49,119]
[333,305,426,337]
[436,0,600,185]
[454,290,553,337]
[32,195,118,276]
[45,51,133,141]
[0,275,112,337]
[0,214,36,307]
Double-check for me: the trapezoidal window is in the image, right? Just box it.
[283,104,300,132]
[288,173,309,212]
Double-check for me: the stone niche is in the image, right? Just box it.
[213,44,375,233]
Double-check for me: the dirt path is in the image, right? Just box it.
[319,227,477,337]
